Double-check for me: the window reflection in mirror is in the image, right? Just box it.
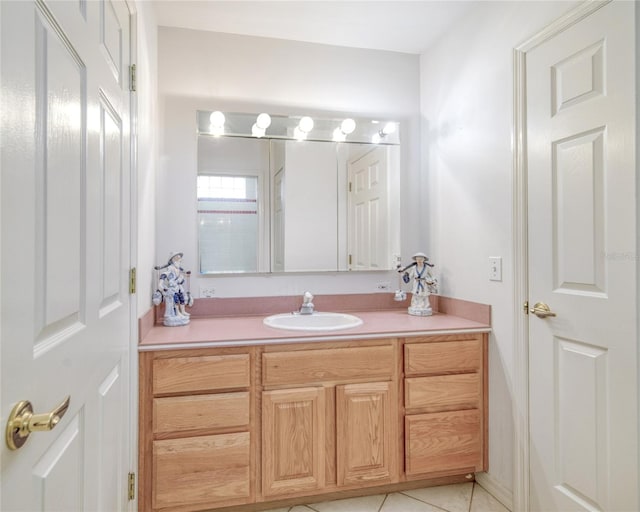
[196,111,400,275]
[198,175,259,273]
[197,136,270,273]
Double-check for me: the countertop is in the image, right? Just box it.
[139,309,491,351]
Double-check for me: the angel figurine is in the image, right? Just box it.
[153,252,194,326]
[397,252,438,316]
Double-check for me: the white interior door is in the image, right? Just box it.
[526,2,637,510]
[348,146,389,270]
[1,1,133,510]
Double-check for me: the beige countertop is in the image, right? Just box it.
[139,308,491,351]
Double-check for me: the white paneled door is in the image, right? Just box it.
[348,147,389,271]
[526,1,637,510]
[1,0,133,510]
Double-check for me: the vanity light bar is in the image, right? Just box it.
[199,111,399,145]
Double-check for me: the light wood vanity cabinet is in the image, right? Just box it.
[403,334,488,478]
[139,348,255,512]
[138,332,487,511]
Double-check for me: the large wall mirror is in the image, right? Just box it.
[197,111,401,274]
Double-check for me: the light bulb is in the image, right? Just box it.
[340,118,356,134]
[371,133,382,144]
[252,123,265,138]
[298,116,314,133]
[211,124,225,137]
[209,110,225,127]
[382,121,397,135]
[256,113,271,130]
[332,127,346,142]
[294,126,307,141]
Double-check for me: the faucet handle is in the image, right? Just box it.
[303,291,314,303]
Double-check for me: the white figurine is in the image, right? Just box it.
[398,252,438,316]
[154,252,194,326]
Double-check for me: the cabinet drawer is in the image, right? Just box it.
[153,354,250,394]
[405,374,480,412]
[153,392,250,434]
[153,432,250,509]
[263,345,393,386]
[405,409,482,476]
[404,338,481,375]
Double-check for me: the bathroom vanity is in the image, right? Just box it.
[138,296,490,512]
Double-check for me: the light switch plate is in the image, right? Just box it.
[489,256,502,281]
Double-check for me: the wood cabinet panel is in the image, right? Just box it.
[263,345,393,386]
[153,391,250,434]
[262,387,325,497]
[405,409,482,476]
[336,382,397,486]
[404,338,481,376]
[405,374,480,412]
[140,332,488,511]
[153,432,250,509]
[153,354,250,394]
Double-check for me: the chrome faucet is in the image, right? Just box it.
[299,291,315,315]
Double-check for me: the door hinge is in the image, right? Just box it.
[129,267,137,294]
[128,472,136,501]
[129,64,137,92]
[348,254,352,265]
[523,301,529,314]
[348,182,352,192]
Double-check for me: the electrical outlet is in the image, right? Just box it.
[376,282,391,291]
[199,284,216,298]
[489,257,502,281]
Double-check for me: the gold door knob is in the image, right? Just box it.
[5,396,70,450]
[530,302,557,319]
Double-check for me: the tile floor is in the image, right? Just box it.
[263,482,510,512]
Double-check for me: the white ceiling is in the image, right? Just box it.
[151,1,476,55]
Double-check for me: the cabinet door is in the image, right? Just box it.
[336,382,397,486]
[262,387,325,497]
[405,409,482,476]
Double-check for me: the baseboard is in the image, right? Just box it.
[475,472,513,511]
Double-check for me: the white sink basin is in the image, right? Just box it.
[263,312,363,331]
